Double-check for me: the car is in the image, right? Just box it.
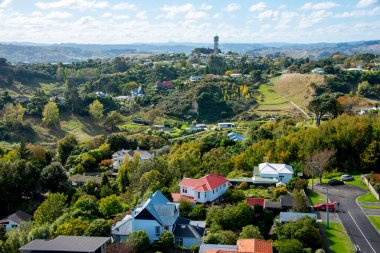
[313,201,337,211]
[328,179,344,186]
[341,174,354,181]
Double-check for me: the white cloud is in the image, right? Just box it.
[185,10,207,20]
[302,2,339,10]
[136,11,147,20]
[113,15,129,20]
[31,11,43,17]
[35,0,109,11]
[276,12,298,29]
[249,2,266,12]
[161,3,193,19]
[101,12,112,18]
[112,2,136,11]
[0,0,12,8]
[356,0,378,8]
[224,3,241,12]
[257,10,279,19]
[200,3,212,10]
[299,10,332,28]
[45,11,72,19]
[336,6,380,17]
[213,13,221,18]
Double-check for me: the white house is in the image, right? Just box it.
[111,191,205,247]
[189,76,203,82]
[218,122,235,129]
[112,149,154,171]
[0,210,32,231]
[254,163,294,183]
[173,174,230,204]
[131,86,144,97]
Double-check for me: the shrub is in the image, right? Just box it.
[238,181,249,190]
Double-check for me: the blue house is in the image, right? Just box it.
[131,86,144,97]
[111,191,205,247]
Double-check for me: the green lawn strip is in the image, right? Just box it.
[243,188,272,199]
[322,221,354,253]
[362,205,380,210]
[326,174,367,190]
[368,216,380,232]
[357,192,379,202]
[306,189,326,206]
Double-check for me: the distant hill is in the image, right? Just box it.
[1,40,379,63]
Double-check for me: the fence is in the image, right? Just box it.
[361,176,380,201]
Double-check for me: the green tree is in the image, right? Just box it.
[33,193,67,225]
[118,155,129,193]
[292,191,309,213]
[42,101,60,126]
[275,239,303,253]
[360,140,379,171]
[84,219,112,237]
[40,162,68,192]
[158,230,174,249]
[98,194,124,218]
[179,200,193,218]
[89,99,104,120]
[3,103,25,126]
[103,111,123,131]
[203,230,237,245]
[239,225,263,239]
[57,135,78,165]
[307,93,337,126]
[64,80,81,114]
[54,218,90,236]
[126,230,150,253]
[71,195,99,218]
[189,204,206,220]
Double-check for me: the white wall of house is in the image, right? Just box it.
[260,173,278,180]
[133,219,162,242]
[3,220,19,231]
[278,173,292,183]
[193,183,229,203]
[180,186,195,198]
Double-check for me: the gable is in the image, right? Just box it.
[135,208,156,221]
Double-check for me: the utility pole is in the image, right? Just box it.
[326,184,330,229]
[309,162,317,191]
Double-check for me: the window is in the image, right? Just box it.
[11,225,17,229]
[175,237,183,246]
[197,192,200,199]
[213,190,214,194]
[182,187,187,193]
[204,192,206,198]
[164,226,169,231]
[155,226,161,236]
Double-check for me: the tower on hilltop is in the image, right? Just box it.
[213,35,219,55]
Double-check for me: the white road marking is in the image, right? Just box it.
[347,211,377,253]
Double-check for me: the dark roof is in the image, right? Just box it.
[20,236,110,252]
[69,175,101,184]
[1,210,32,224]
[174,217,205,239]
[280,195,294,208]
[264,201,282,209]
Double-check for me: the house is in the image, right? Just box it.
[230,73,242,78]
[200,239,273,253]
[173,174,230,204]
[155,81,173,89]
[227,132,245,142]
[311,68,325,75]
[253,163,293,184]
[131,86,144,97]
[246,198,265,208]
[189,75,203,82]
[112,149,154,171]
[19,236,110,253]
[0,210,32,231]
[218,122,235,129]
[111,191,205,247]
[278,212,317,223]
[69,175,101,188]
[96,91,107,98]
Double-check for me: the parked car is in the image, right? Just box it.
[314,201,337,211]
[341,174,354,181]
[328,179,344,186]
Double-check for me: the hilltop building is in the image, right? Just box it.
[214,35,219,55]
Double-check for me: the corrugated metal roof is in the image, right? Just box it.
[199,244,238,253]
[20,236,110,252]
[279,212,317,222]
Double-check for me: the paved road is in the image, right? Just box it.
[314,184,380,253]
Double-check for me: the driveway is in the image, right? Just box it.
[314,184,380,253]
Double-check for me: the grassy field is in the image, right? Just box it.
[243,188,272,199]
[368,216,380,232]
[362,205,380,210]
[255,84,293,114]
[306,189,326,205]
[357,192,379,202]
[322,222,354,253]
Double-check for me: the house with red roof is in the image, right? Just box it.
[200,239,273,253]
[246,198,265,208]
[172,174,230,204]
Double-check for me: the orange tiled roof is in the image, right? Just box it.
[237,239,273,253]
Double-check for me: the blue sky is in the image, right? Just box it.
[0,0,379,44]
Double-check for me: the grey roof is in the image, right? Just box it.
[174,217,205,239]
[112,215,132,236]
[69,175,101,184]
[264,201,282,209]
[199,244,238,253]
[280,195,294,207]
[20,236,110,252]
[279,212,317,223]
[4,210,32,224]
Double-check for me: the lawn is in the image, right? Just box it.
[243,188,272,199]
[322,222,354,253]
[362,205,380,210]
[357,192,379,202]
[368,216,380,232]
[325,173,367,190]
[256,84,293,113]
[306,189,326,205]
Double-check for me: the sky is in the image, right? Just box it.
[0,0,379,44]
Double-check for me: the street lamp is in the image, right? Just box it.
[326,183,330,229]
[309,162,318,191]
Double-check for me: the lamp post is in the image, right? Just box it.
[309,162,318,191]
[326,184,330,229]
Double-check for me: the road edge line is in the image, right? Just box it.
[347,210,377,253]
[355,197,380,236]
